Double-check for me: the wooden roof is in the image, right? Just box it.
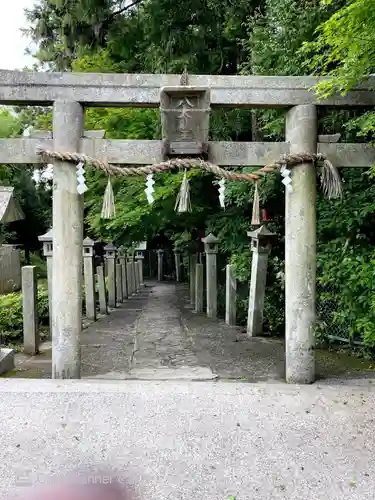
[0,187,24,223]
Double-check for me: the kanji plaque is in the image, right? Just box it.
[160,86,210,158]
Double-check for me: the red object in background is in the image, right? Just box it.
[262,208,269,222]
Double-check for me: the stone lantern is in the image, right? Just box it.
[38,228,53,337]
[201,233,220,318]
[82,237,96,321]
[202,233,220,254]
[247,225,276,255]
[104,242,117,259]
[83,237,94,257]
[247,225,276,338]
[134,241,146,287]
[38,227,53,257]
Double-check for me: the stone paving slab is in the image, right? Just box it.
[0,378,374,500]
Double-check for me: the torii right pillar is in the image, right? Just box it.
[285,104,317,384]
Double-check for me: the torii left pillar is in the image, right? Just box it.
[285,104,317,384]
[52,100,83,379]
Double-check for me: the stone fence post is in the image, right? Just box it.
[247,226,275,337]
[202,234,219,318]
[225,264,237,326]
[96,264,107,315]
[195,261,204,313]
[157,249,164,281]
[104,243,117,308]
[189,253,197,307]
[22,265,39,355]
[38,228,53,339]
[131,253,139,292]
[174,249,182,282]
[116,261,123,303]
[135,252,144,287]
[83,237,96,321]
[127,255,134,295]
[118,246,128,300]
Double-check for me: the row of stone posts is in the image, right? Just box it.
[22,230,145,356]
[162,227,274,336]
[82,240,145,318]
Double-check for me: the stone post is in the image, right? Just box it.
[38,228,53,339]
[247,226,275,337]
[189,253,197,307]
[96,265,107,315]
[195,262,204,313]
[22,266,39,355]
[135,252,144,287]
[285,104,317,384]
[116,263,123,303]
[52,100,84,379]
[83,237,96,321]
[131,253,139,292]
[127,257,134,296]
[202,234,219,319]
[174,249,182,282]
[225,264,237,326]
[118,246,128,300]
[157,249,164,281]
[104,243,117,308]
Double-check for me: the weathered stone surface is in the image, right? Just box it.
[0,348,15,374]
[22,266,39,355]
[189,254,197,307]
[83,238,96,321]
[285,105,317,384]
[202,235,219,319]
[1,138,374,168]
[96,265,107,315]
[195,263,204,314]
[105,244,117,308]
[116,263,123,304]
[51,100,84,379]
[225,264,236,326]
[1,70,375,106]
[157,250,164,282]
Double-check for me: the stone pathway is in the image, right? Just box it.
[9,281,375,384]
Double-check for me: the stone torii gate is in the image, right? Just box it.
[0,71,374,383]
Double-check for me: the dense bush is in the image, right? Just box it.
[0,285,50,344]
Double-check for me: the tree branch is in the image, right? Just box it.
[111,0,144,17]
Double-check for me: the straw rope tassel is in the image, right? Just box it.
[251,181,260,225]
[175,169,192,213]
[101,177,116,219]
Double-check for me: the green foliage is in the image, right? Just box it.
[317,245,375,347]
[301,0,375,139]
[302,0,375,97]
[0,109,22,138]
[0,285,49,343]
